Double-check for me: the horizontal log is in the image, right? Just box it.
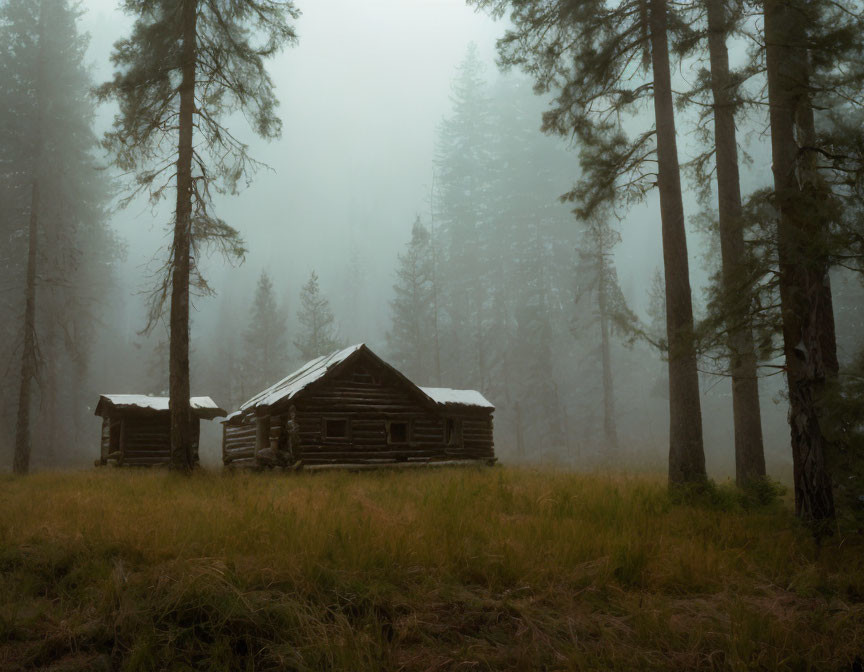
[224,437,255,446]
[224,447,255,455]
[303,459,493,472]
[225,428,257,438]
[301,450,444,460]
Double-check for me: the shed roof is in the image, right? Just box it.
[95,395,226,419]
[227,344,494,421]
[420,387,495,409]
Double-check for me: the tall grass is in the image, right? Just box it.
[0,467,861,670]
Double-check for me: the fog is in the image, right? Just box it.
[7,0,844,478]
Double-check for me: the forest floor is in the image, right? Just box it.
[0,467,862,672]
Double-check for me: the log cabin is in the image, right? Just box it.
[222,344,495,469]
[94,395,226,467]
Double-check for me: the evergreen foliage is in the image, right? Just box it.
[471,0,707,481]
[426,53,583,455]
[572,216,637,450]
[387,218,437,383]
[294,271,341,361]
[242,270,289,394]
[98,0,299,323]
[0,0,116,471]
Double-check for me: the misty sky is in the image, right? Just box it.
[82,1,510,334]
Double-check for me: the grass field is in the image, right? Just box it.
[0,467,862,671]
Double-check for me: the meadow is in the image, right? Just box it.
[0,466,862,671]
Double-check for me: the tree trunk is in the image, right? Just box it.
[13,180,39,475]
[169,0,197,472]
[794,72,840,380]
[649,0,707,484]
[13,1,47,476]
[764,0,835,528]
[598,255,619,452]
[706,0,766,486]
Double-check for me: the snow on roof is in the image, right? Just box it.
[96,395,226,418]
[420,387,495,409]
[238,344,364,413]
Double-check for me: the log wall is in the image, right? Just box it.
[280,360,493,465]
[99,413,202,467]
[223,422,257,465]
[120,416,171,466]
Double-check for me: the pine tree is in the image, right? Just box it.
[0,0,114,473]
[572,216,636,452]
[473,0,707,484]
[703,0,766,486]
[242,270,289,393]
[294,271,341,361]
[98,0,299,471]
[388,218,436,383]
[434,43,497,392]
[762,0,838,527]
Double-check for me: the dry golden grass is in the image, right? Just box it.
[0,466,862,671]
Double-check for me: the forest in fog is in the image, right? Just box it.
[2,0,864,528]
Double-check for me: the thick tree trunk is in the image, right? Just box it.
[794,77,840,380]
[13,1,47,476]
[598,257,619,452]
[706,0,766,486]
[13,180,39,475]
[763,0,835,528]
[169,0,197,472]
[649,0,707,484]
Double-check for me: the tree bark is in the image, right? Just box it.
[13,1,47,476]
[794,71,840,380]
[763,0,835,528]
[169,0,197,472]
[598,254,619,452]
[649,0,707,484]
[13,180,39,475]
[706,0,766,486]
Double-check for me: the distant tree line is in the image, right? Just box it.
[0,0,119,473]
[387,48,644,458]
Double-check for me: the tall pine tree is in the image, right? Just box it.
[473,0,708,484]
[433,44,497,393]
[0,0,114,473]
[98,0,299,471]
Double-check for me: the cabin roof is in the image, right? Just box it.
[234,344,364,417]
[227,344,494,421]
[95,395,226,419]
[420,387,495,409]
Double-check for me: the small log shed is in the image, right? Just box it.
[95,395,226,467]
[222,344,496,469]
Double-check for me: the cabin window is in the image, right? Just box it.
[324,418,349,440]
[387,421,409,444]
[445,418,461,446]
